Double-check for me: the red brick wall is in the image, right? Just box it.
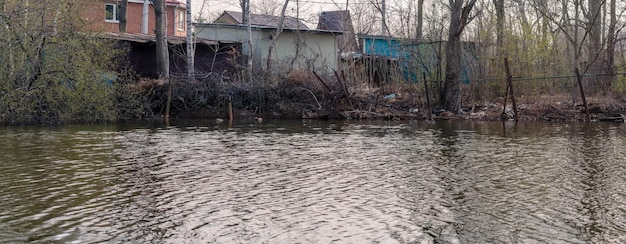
[86,0,186,36]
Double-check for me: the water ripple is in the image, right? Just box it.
[1,121,625,243]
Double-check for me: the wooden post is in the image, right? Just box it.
[504,58,518,121]
[501,82,509,120]
[228,96,233,121]
[423,72,432,120]
[575,68,590,121]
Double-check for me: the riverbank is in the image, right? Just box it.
[133,78,626,123]
[178,93,626,123]
[426,95,626,122]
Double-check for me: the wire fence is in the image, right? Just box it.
[419,72,626,84]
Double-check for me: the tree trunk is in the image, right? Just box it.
[587,0,602,62]
[119,0,128,33]
[381,0,387,36]
[186,0,194,82]
[512,0,529,35]
[603,0,617,93]
[154,0,169,79]
[494,0,504,57]
[289,0,301,71]
[442,0,477,113]
[266,0,290,72]
[240,0,249,24]
[153,0,171,119]
[1,1,14,77]
[587,0,603,93]
[416,0,423,40]
[443,33,462,113]
[239,0,253,82]
[606,0,616,89]
[561,0,573,64]
[246,8,253,82]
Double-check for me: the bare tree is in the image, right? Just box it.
[417,0,424,40]
[587,0,604,92]
[288,0,302,71]
[530,0,614,92]
[266,0,290,72]
[512,0,529,34]
[349,1,378,35]
[151,0,171,119]
[150,0,169,79]
[252,0,283,16]
[493,0,504,57]
[368,0,389,36]
[194,0,212,22]
[442,0,478,113]
[606,0,616,79]
[240,0,253,82]
[186,0,194,82]
[381,0,387,35]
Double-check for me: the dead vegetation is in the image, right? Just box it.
[116,70,626,123]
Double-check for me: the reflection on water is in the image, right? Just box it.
[1,121,625,243]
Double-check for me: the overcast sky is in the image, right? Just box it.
[189,0,354,27]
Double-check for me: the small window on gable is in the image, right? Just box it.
[177,10,185,30]
[105,3,119,22]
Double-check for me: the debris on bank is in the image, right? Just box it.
[125,78,626,123]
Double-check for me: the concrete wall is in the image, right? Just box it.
[194,25,265,65]
[195,24,338,74]
[262,31,338,74]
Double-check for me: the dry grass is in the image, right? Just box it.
[118,72,626,122]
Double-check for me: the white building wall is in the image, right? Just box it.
[195,24,338,74]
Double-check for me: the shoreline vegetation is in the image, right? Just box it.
[2,2,626,125]
[2,62,626,125]
[122,73,626,124]
[3,58,625,126]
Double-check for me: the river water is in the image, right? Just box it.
[0,120,625,243]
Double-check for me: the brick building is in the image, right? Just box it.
[83,0,239,78]
[87,0,187,37]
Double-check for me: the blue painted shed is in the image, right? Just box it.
[361,35,405,59]
[359,35,417,82]
[358,35,477,84]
